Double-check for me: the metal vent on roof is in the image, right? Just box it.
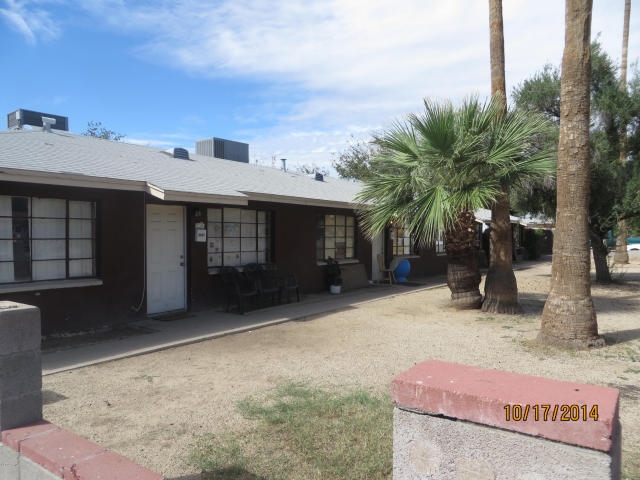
[173,147,190,160]
[315,173,324,182]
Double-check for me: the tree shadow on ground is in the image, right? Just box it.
[518,290,639,316]
[602,328,640,345]
[165,469,266,480]
[606,383,640,401]
[512,258,553,272]
[518,293,547,315]
[163,475,204,480]
[515,291,640,343]
[591,293,640,314]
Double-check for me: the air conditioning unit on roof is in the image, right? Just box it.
[7,109,69,131]
[196,137,249,163]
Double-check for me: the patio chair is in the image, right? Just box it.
[244,263,282,307]
[377,254,395,284]
[280,272,301,303]
[260,263,301,303]
[220,266,260,314]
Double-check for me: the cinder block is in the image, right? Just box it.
[0,350,42,399]
[0,301,41,354]
[0,442,20,480]
[0,392,43,431]
[392,361,622,480]
[394,408,620,479]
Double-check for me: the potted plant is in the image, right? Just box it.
[325,257,343,294]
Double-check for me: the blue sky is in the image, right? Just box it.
[2,1,638,172]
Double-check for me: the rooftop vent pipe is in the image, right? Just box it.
[315,172,324,182]
[281,158,287,172]
[41,116,56,132]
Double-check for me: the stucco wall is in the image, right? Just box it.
[0,182,145,334]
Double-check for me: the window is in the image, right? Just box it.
[207,208,271,268]
[316,214,356,261]
[390,225,413,256]
[0,196,96,284]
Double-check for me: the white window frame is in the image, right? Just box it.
[0,195,97,285]
[316,214,356,262]
[390,224,414,256]
[206,207,271,269]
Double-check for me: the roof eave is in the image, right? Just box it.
[242,192,358,209]
[0,168,146,192]
[163,190,248,206]
[0,168,248,205]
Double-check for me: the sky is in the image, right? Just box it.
[1,1,639,173]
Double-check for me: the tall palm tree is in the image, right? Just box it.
[357,96,553,309]
[614,0,631,265]
[484,0,521,313]
[538,0,604,348]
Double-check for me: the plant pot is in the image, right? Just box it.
[330,284,342,294]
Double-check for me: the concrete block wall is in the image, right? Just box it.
[0,301,164,480]
[0,302,42,431]
[391,360,621,479]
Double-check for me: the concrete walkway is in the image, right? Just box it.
[42,278,447,375]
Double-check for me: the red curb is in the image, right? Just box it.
[18,427,106,477]
[68,450,163,480]
[1,420,60,450]
[2,420,163,479]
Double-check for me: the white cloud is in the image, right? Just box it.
[0,0,62,44]
[25,0,640,171]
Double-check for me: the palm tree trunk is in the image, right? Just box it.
[538,0,604,349]
[445,211,482,309]
[488,0,506,100]
[483,0,522,314]
[614,0,631,265]
[483,193,523,313]
[590,230,612,284]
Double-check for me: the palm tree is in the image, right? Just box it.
[614,0,631,265]
[484,0,521,313]
[357,96,553,309]
[538,0,604,348]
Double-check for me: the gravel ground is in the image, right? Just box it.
[42,253,640,479]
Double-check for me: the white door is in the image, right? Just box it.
[146,205,186,315]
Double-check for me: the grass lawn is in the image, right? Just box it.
[189,383,392,480]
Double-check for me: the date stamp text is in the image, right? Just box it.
[504,404,599,422]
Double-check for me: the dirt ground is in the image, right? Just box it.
[42,254,640,479]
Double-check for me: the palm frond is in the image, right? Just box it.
[357,95,555,244]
